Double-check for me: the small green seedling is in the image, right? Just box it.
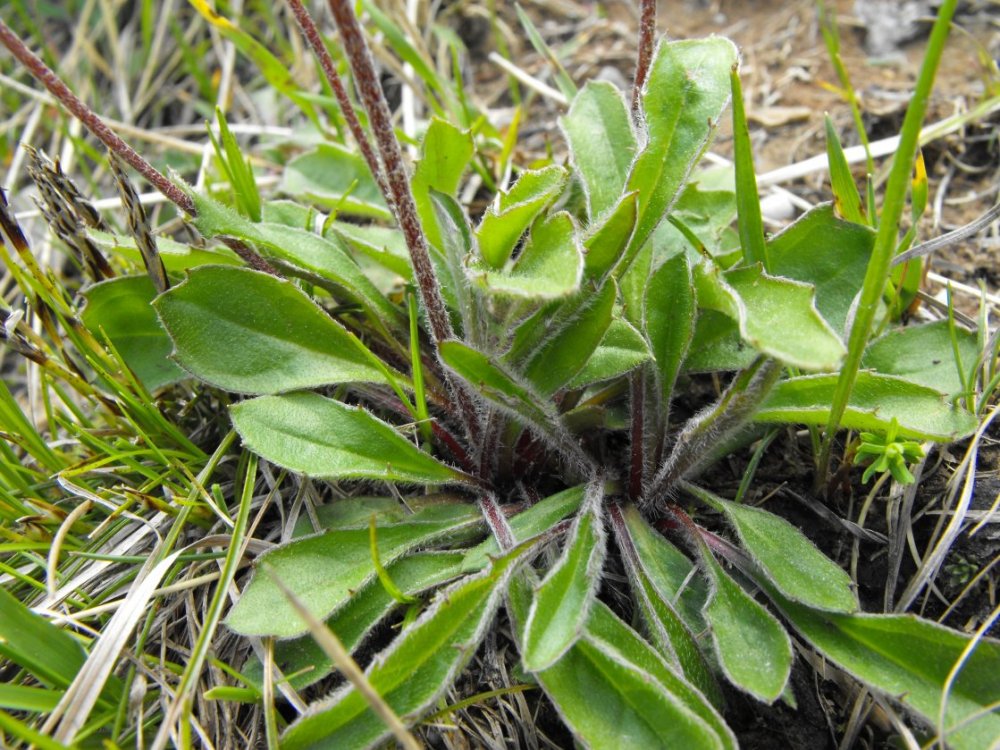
[854,418,925,484]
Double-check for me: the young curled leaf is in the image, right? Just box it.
[476,165,567,269]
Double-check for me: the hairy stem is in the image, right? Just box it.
[632,0,657,113]
[479,492,515,551]
[0,20,194,215]
[219,238,280,276]
[326,0,481,443]
[284,0,390,203]
[325,0,451,345]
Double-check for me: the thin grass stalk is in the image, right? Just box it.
[0,19,194,215]
[262,564,422,750]
[283,0,391,203]
[151,453,259,750]
[816,0,959,486]
[326,0,481,441]
[816,0,875,175]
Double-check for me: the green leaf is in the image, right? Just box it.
[512,577,734,750]
[0,684,62,713]
[326,220,410,280]
[0,587,86,689]
[615,506,721,706]
[519,279,616,396]
[154,266,388,394]
[562,81,637,221]
[241,551,466,690]
[541,636,725,750]
[621,238,653,328]
[684,310,755,373]
[226,504,481,637]
[685,485,858,613]
[586,602,735,749]
[187,190,402,329]
[568,316,651,388]
[627,38,738,256]
[294,495,468,535]
[439,340,559,429]
[412,118,474,252]
[700,552,792,703]
[779,601,1000,750]
[862,320,979,400]
[280,143,391,220]
[767,203,875,334]
[756,371,978,441]
[694,262,845,371]
[471,211,582,299]
[646,253,697,405]
[82,276,185,391]
[230,392,468,485]
[582,191,638,280]
[280,545,526,749]
[429,190,480,337]
[621,505,710,633]
[462,484,588,572]
[475,165,567,269]
[522,482,606,670]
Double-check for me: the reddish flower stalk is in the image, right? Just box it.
[0,19,194,215]
[220,238,281,277]
[325,0,451,346]
[431,420,474,473]
[632,0,657,114]
[283,0,390,204]
[326,0,481,441]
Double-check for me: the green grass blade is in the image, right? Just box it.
[729,67,767,268]
[819,0,959,479]
[514,3,577,101]
[824,115,866,225]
